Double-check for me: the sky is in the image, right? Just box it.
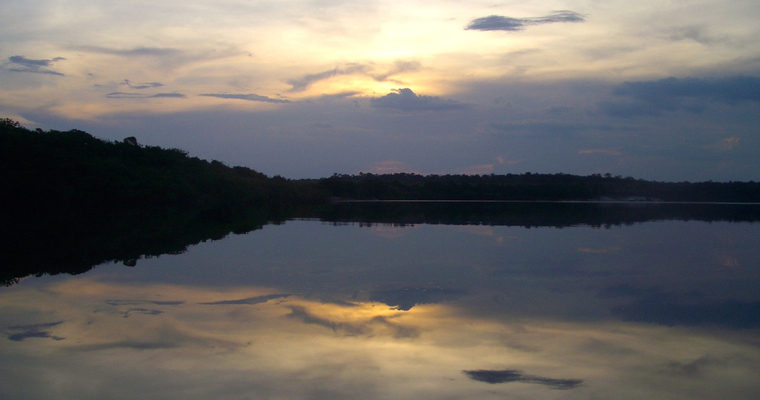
[1,0,760,180]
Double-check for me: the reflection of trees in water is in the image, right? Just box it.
[0,207,283,286]
[4,202,760,287]
[318,201,760,228]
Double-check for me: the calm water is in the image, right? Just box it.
[2,213,760,399]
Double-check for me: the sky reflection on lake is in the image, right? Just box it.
[1,219,759,399]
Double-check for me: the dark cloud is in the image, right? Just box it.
[106,92,187,99]
[198,294,290,305]
[466,16,529,31]
[105,300,185,306]
[122,79,165,90]
[150,93,187,98]
[463,369,583,390]
[369,287,464,311]
[122,308,163,318]
[614,76,760,103]
[600,76,760,117]
[465,11,585,32]
[599,283,760,329]
[5,321,65,342]
[106,91,145,98]
[370,88,466,112]
[199,93,292,103]
[8,56,64,67]
[5,55,65,76]
[287,64,367,92]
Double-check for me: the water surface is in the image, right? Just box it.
[2,206,759,399]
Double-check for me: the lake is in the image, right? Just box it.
[1,203,759,399]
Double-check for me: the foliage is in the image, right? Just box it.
[0,120,328,219]
[317,172,760,202]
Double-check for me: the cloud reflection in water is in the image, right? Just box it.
[2,219,760,399]
[463,369,583,389]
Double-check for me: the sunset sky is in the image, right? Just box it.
[2,0,759,180]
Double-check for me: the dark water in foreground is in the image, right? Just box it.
[1,204,759,399]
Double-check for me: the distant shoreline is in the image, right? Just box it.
[4,119,760,214]
[330,199,760,205]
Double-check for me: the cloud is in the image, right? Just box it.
[317,91,361,101]
[150,93,187,98]
[199,93,292,103]
[198,294,290,305]
[287,61,421,92]
[371,60,422,82]
[4,55,66,76]
[370,88,466,112]
[105,300,185,306]
[615,76,760,103]
[72,46,181,58]
[600,76,760,117]
[122,308,163,318]
[463,369,583,390]
[667,26,723,45]
[612,297,760,329]
[286,305,371,335]
[597,283,760,329]
[68,325,241,351]
[122,79,165,90]
[103,299,183,318]
[71,45,242,69]
[5,321,65,342]
[369,287,463,311]
[285,305,419,338]
[287,64,367,92]
[465,11,585,32]
[106,92,187,99]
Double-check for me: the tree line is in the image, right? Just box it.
[0,118,325,220]
[3,117,759,220]
[317,172,760,202]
